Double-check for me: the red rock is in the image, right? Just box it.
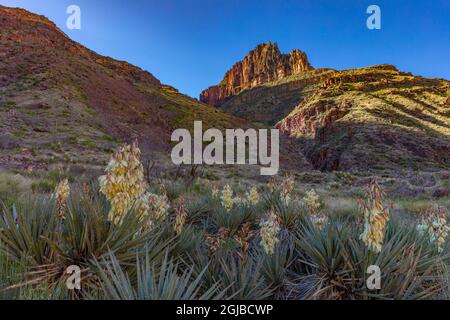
[200,42,313,106]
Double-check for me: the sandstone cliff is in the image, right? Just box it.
[200,42,313,106]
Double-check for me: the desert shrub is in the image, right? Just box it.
[0,172,26,206]
[30,170,75,194]
[397,198,436,216]
[31,179,55,193]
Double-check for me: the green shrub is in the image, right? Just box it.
[31,179,55,193]
[0,173,25,206]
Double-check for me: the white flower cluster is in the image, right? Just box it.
[220,185,261,211]
[221,184,234,211]
[99,141,169,227]
[417,207,449,253]
[303,189,328,229]
[303,189,321,213]
[259,210,280,255]
[280,174,295,204]
[99,141,148,224]
[360,206,389,253]
[246,186,260,206]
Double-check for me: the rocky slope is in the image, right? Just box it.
[201,44,450,174]
[0,6,244,172]
[277,65,450,172]
[200,42,313,106]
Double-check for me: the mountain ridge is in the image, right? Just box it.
[199,44,450,173]
[0,5,246,172]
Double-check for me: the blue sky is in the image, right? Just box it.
[1,0,449,97]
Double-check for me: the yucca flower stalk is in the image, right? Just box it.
[135,192,170,230]
[174,197,188,235]
[211,185,219,198]
[259,210,280,255]
[233,196,249,207]
[303,189,327,229]
[234,223,254,262]
[54,178,70,221]
[417,206,449,253]
[221,184,234,212]
[267,177,277,193]
[99,141,148,224]
[280,174,295,204]
[304,189,321,214]
[246,186,260,206]
[359,180,390,253]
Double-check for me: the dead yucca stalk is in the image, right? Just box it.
[234,223,254,262]
[174,197,188,235]
[205,227,230,253]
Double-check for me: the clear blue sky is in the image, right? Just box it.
[1,0,449,97]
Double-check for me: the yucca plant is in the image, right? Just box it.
[361,218,450,299]
[215,253,274,300]
[260,190,306,233]
[0,185,171,297]
[260,241,294,299]
[45,187,170,291]
[212,204,256,236]
[93,251,224,300]
[172,225,204,259]
[0,195,58,265]
[292,217,360,299]
[292,215,449,300]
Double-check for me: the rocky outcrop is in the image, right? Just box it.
[276,92,352,137]
[200,42,313,106]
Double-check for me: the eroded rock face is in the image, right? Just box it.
[276,98,351,138]
[275,65,450,172]
[200,42,313,106]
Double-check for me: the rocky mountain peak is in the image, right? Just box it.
[200,42,313,106]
